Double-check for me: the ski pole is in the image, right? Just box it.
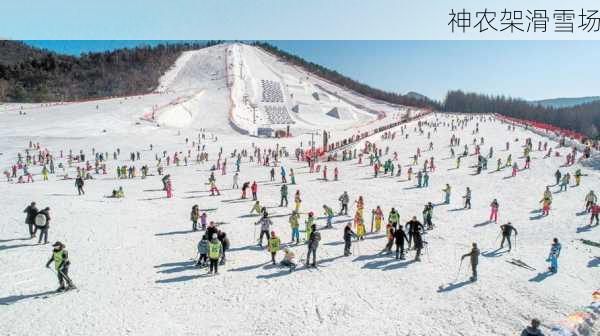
[454,259,463,282]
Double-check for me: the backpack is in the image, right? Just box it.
[35,213,47,227]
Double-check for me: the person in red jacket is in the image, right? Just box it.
[590,203,600,226]
[251,181,258,200]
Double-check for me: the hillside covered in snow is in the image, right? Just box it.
[0,43,598,336]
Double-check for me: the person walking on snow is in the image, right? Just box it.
[251,181,258,200]
[232,172,239,189]
[45,241,75,291]
[208,234,223,275]
[35,207,51,244]
[24,201,38,238]
[554,170,562,186]
[589,203,599,226]
[461,242,480,281]
[338,191,349,215]
[373,206,384,232]
[305,212,315,242]
[546,238,561,273]
[165,178,173,198]
[196,234,209,267]
[289,211,300,243]
[294,190,302,212]
[268,231,281,264]
[343,222,358,256]
[305,224,320,267]
[279,184,288,207]
[499,222,517,251]
[463,187,472,209]
[323,205,334,228]
[442,184,451,204]
[394,224,409,260]
[256,213,272,247]
[190,205,200,231]
[389,208,400,229]
[75,176,85,195]
[489,199,499,222]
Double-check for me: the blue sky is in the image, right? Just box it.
[22,40,600,102]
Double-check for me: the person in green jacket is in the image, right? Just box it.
[305,212,315,242]
[208,235,223,275]
[280,184,288,207]
[268,231,281,264]
[388,208,400,229]
[45,241,75,291]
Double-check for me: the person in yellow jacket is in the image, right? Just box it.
[41,166,49,181]
[45,241,75,291]
[250,201,262,215]
[305,212,315,242]
[373,206,384,232]
[294,190,302,212]
[289,211,300,244]
[354,212,366,240]
[208,235,223,275]
[355,196,364,218]
[268,231,281,264]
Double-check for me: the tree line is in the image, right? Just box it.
[0,40,223,102]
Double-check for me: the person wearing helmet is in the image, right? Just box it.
[45,241,75,291]
[268,231,281,264]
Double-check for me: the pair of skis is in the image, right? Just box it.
[505,258,536,271]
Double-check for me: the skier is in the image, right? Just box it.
[584,191,597,212]
[23,201,38,238]
[196,234,209,267]
[489,199,499,222]
[323,204,334,228]
[279,184,288,207]
[256,213,272,247]
[554,170,562,186]
[268,231,281,264]
[388,208,400,229]
[305,224,320,267]
[394,224,409,259]
[422,202,434,229]
[590,202,600,226]
[294,190,301,212]
[461,242,480,281]
[251,181,258,200]
[442,184,451,204]
[343,222,358,256]
[289,211,300,244]
[499,222,518,251]
[463,187,472,209]
[250,201,262,215]
[305,212,315,242]
[338,191,349,215]
[165,178,173,198]
[45,241,75,291]
[75,175,85,195]
[546,238,561,273]
[373,206,384,232]
[190,205,200,231]
[208,234,223,275]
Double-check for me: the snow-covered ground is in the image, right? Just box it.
[0,45,598,336]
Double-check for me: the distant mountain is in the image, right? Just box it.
[532,96,600,109]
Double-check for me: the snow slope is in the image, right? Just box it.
[1,107,598,336]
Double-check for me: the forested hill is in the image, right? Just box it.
[0,40,221,102]
[444,90,600,139]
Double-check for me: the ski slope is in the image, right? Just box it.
[0,45,599,336]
